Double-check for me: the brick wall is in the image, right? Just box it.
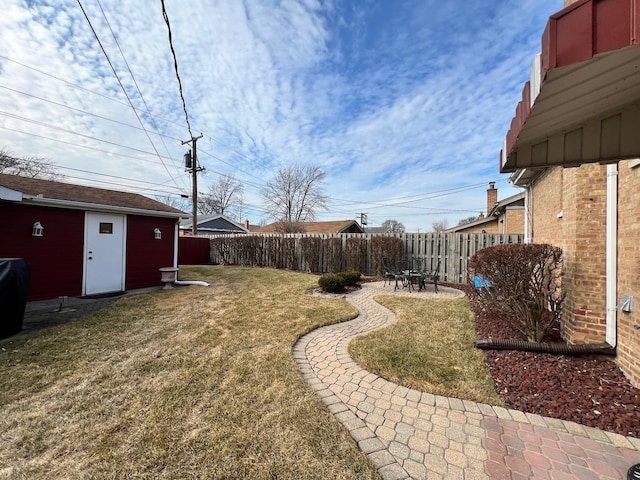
[530,167,564,244]
[502,207,524,234]
[616,159,640,385]
[531,164,607,344]
[568,164,608,343]
[530,161,640,387]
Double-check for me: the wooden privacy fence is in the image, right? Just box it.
[205,233,524,283]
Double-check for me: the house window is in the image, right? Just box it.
[99,222,113,234]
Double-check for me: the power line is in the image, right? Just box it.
[2,53,492,208]
[0,84,182,142]
[3,102,492,216]
[76,0,182,191]
[330,181,492,209]
[0,122,265,200]
[94,0,184,184]
[1,54,270,182]
[0,124,184,170]
[56,164,187,193]
[0,110,181,164]
[55,173,188,197]
[161,0,193,138]
[0,54,131,107]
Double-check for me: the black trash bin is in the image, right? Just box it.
[0,258,31,339]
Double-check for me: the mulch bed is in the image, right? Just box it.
[460,284,640,438]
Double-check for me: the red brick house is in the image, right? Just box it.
[501,0,640,386]
[0,174,186,301]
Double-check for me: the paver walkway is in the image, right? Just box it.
[293,281,640,479]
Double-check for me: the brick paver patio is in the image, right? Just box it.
[293,281,640,479]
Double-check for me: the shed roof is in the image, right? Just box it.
[0,173,186,217]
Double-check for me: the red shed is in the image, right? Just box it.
[0,174,186,301]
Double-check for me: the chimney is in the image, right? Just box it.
[487,182,497,216]
[244,219,250,229]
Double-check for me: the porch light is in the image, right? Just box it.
[32,221,44,237]
[154,227,162,240]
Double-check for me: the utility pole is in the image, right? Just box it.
[182,134,204,234]
[358,213,368,232]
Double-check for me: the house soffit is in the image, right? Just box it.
[515,47,640,149]
[503,47,640,173]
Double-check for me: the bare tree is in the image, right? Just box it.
[272,221,305,233]
[457,215,480,226]
[261,165,328,222]
[154,195,190,212]
[381,219,405,233]
[198,174,244,216]
[432,219,449,232]
[0,149,61,180]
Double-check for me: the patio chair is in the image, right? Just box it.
[382,257,396,287]
[422,260,440,293]
[393,260,412,292]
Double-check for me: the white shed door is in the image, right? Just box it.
[84,213,126,296]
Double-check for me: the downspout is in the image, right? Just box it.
[173,220,180,269]
[523,184,531,243]
[172,218,210,287]
[508,169,532,244]
[605,163,618,347]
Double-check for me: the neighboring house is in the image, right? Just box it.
[179,214,249,235]
[254,219,365,234]
[500,0,640,387]
[364,227,388,234]
[0,173,186,301]
[445,182,525,234]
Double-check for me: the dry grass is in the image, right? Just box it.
[349,295,504,406]
[0,266,378,480]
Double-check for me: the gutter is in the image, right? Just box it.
[508,169,533,243]
[19,196,186,219]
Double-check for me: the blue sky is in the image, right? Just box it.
[0,0,562,231]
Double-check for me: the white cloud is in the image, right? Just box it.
[0,0,562,229]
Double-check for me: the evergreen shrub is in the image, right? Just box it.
[318,274,346,293]
[338,271,361,286]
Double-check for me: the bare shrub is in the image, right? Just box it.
[344,237,367,273]
[468,243,564,342]
[235,236,263,266]
[370,236,404,276]
[323,237,343,273]
[282,237,297,269]
[210,237,233,265]
[301,237,321,273]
